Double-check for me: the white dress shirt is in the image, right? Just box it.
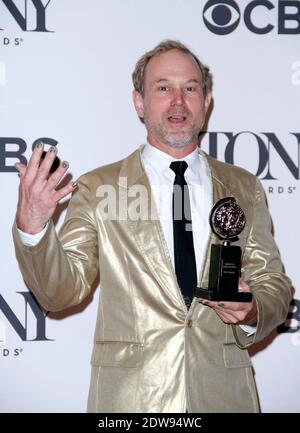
[17,143,256,335]
[141,142,212,282]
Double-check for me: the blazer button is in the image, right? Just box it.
[187,319,193,328]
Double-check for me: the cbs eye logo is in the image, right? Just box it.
[203,0,300,35]
[203,0,240,35]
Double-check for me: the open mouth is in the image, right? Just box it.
[167,115,187,124]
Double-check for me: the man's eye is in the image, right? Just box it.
[159,86,168,92]
[186,86,195,92]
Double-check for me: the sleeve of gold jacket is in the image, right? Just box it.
[233,178,293,348]
[12,175,99,312]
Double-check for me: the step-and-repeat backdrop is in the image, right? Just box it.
[1,0,299,412]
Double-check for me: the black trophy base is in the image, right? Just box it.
[194,287,252,302]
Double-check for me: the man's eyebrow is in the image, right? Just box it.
[153,78,201,84]
[185,79,201,85]
[153,79,170,84]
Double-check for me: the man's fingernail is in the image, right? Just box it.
[49,146,57,153]
[62,161,69,168]
[72,181,78,189]
[218,302,225,308]
[36,141,43,148]
[15,163,20,171]
[198,299,210,305]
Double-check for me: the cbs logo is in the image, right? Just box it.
[203,0,300,35]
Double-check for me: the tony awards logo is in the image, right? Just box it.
[195,197,252,302]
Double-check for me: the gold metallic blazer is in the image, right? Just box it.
[13,146,292,413]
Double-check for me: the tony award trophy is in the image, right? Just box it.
[194,197,252,302]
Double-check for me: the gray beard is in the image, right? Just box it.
[145,120,199,149]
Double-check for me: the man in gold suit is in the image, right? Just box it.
[13,40,292,412]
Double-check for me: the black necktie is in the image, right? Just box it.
[170,160,197,309]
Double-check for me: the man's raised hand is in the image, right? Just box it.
[15,142,77,234]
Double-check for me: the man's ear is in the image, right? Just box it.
[132,90,144,119]
[204,91,212,114]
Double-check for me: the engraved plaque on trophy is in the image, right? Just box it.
[194,197,252,302]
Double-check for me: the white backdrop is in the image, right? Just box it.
[0,0,299,412]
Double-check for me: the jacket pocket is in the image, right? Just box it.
[223,343,252,368]
[91,341,143,368]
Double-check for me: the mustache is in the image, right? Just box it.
[166,108,190,117]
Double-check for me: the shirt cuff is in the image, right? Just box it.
[17,223,49,246]
[239,324,257,337]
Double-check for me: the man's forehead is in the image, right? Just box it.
[145,50,202,79]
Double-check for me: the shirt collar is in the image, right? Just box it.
[142,142,200,179]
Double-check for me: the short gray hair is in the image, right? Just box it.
[132,39,212,97]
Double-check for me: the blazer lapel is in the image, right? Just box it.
[118,147,185,311]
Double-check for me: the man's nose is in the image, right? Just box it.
[171,88,184,106]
